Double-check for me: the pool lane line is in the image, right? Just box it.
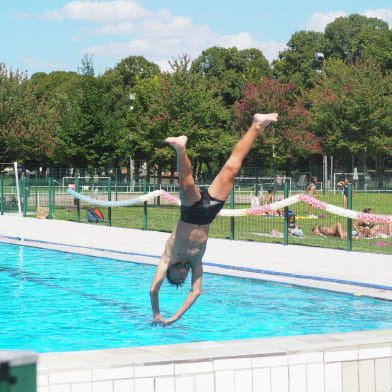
[2,236,392,293]
[0,262,147,317]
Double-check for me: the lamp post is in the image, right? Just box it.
[315,52,325,72]
[315,52,329,193]
[129,93,135,111]
[129,93,135,188]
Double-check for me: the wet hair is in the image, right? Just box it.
[166,265,186,288]
[363,208,372,213]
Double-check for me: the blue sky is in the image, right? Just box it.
[2,0,391,76]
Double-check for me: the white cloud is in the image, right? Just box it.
[216,33,286,63]
[22,57,67,72]
[14,12,30,20]
[259,41,288,63]
[301,8,392,33]
[94,22,136,35]
[363,9,392,27]
[85,31,285,69]
[40,0,287,70]
[40,0,151,22]
[301,11,348,32]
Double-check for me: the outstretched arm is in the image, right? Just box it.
[162,262,203,326]
[150,254,169,322]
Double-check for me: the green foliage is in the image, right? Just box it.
[130,55,231,176]
[308,58,392,164]
[107,55,160,87]
[54,73,129,168]
[78,54,95,76]
[324,14,390,62]
[272,31,327,89]
[191,46,271,106]
[0,64,59,164]
[234,78,322,170]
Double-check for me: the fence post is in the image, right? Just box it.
[283,182,289,245]
[143,178,148,230]
[107,178,112,226]
[230,187,235,240]
[0,179,3,215]
[35,176,38,210]
[75,169,80,223]
[22,177,28,217]
[48,177,54,219]
[347,184,353,251]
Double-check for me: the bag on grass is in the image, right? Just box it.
[87,208,105,223]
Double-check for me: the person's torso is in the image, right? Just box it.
[165,221,209,265]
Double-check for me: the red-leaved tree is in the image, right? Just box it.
[234,78,323,172]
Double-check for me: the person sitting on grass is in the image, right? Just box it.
[150,113,279,326]
[288,214,304,237]
[353,208,376,238]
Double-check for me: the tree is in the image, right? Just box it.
[48,57,130,168]
[107,55,160,88]
[324,14,390,63]
[272,31,327,89]
[361,28,392,73]
[234,78,322,173]
[78,54,95,76]
[53,72,130,168]
[30,71,80,100]
[191,46,271,107]
[308,58,392,172]
[0,64,59,165]
[130,55,231,180]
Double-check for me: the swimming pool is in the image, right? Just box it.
[1,241,392,353]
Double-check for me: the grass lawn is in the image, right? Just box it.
[6,189,392,255]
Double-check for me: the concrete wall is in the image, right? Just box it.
[38,329,392,392]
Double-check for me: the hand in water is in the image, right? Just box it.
[151,314,164,326]
[162,317,177,326]
[151,314,177,327]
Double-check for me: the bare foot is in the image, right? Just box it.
[165,135,188,152]
[253,113,278,131]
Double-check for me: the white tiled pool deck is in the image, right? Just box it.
[1,215,392,392]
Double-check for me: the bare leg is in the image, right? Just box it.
[165,136,201,206]
[334,222,346,238]
[343,195,347,209]
[208,113,278,201]
[324,223,346,238]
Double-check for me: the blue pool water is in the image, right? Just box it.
[1,241,392,353]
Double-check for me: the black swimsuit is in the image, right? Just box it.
[360,222,374,228]
[180,190,225,225]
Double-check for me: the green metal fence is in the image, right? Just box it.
[1,176,391,254]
